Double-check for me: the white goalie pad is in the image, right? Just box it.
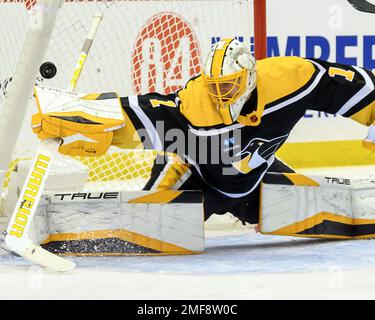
[29,190,204,255]
[1,161,204,254]
[260,173,375,238]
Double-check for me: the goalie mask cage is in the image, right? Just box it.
[0,0,267,214]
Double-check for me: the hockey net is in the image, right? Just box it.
[0,0,266,214]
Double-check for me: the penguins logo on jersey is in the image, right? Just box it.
[232,135,289,174]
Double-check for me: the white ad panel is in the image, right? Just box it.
[268,0,375,142]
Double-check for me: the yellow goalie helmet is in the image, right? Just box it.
[202,38,257,125]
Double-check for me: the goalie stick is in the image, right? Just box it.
[347,0,375,14]
[4,11,103,272]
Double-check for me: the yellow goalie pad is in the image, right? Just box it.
[260,173,375,239]
[32,87,125,156]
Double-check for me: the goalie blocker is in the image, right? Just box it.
[260,172,375,239]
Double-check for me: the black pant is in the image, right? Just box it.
[180,158,295,224]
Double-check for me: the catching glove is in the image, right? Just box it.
[32,87,125,157]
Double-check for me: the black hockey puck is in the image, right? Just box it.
[39,61,57,79]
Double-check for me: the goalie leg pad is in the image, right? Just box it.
[31,190,204,256]
[260,173,375,239]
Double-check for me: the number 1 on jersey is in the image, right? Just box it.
[150,99,177,108]
[328,67,355,82]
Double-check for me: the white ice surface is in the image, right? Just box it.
[1,165,375,300]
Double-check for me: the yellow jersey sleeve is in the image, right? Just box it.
[256,56,316,107]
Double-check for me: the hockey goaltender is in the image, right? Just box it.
[28,38,375,255]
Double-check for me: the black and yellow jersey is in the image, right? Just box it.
[113,56,375,206]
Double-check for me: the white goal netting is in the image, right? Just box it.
[0,0,263,212]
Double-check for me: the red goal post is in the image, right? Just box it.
[253,0,267,60]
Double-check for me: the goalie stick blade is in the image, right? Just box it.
[5,234,76,272]
[23,245,76,272]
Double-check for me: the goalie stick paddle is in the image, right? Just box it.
[4,138,76,272]
[4,11,103,272]
[347,0,375,14]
